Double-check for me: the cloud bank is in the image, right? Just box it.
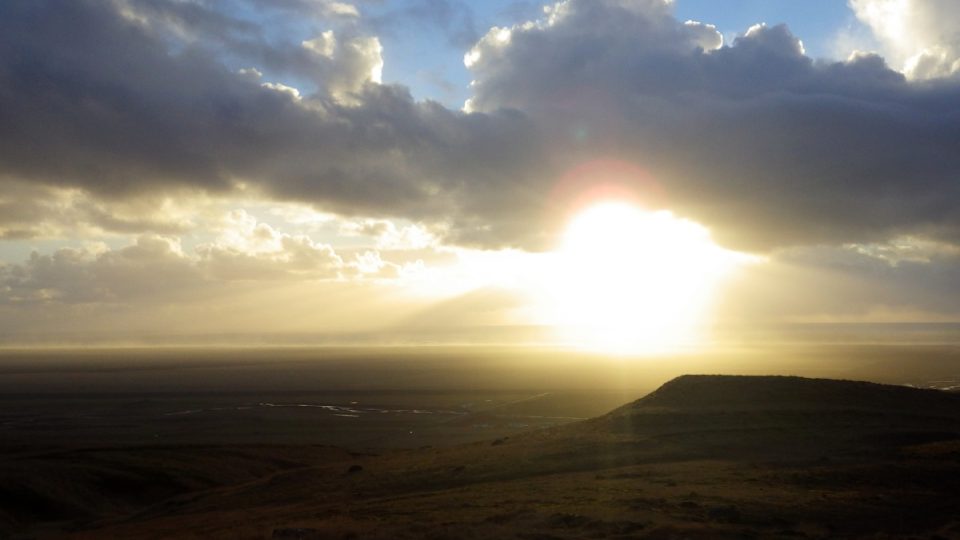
[1,0,959,252]
[2,0,960,331]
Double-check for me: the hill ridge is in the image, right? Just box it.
[613,374,960,414]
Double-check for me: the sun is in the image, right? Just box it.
[539,201,747,354]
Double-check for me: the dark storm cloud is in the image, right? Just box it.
[0,0,548,245]
[2,0,960,252]
[0,0,235,195]
[464,1,960,250]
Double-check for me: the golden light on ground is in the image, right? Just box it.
[539,201,751,354]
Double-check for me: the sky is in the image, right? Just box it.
[2,0,960,350]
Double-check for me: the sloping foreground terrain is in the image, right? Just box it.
[5,375,960,539]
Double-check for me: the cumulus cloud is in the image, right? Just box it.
[301,30,384,102]
[0,0,551,247]
[460,0,960,250]
[850,0,960,79]
[2,0,960,257]
[464,0,724,112]
[0,182,197,240]
[0,236,199,304]
[0,211,416,307]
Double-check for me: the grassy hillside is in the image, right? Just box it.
[4,375,959,539]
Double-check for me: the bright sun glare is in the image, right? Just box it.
[541,201,749,355]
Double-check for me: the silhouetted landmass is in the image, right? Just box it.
[1,374,958,538]
[629,374,960,411]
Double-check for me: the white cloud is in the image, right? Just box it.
[464,0,726,113]
[846,235,960,265]
[337,218,438,250]
[0,236,199,304]
[326,2,359,18]
[0,209,441,305]
[302,30,338,58]
[261,81,302,101]
[850,0,960,78]
[302,30,383,103]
